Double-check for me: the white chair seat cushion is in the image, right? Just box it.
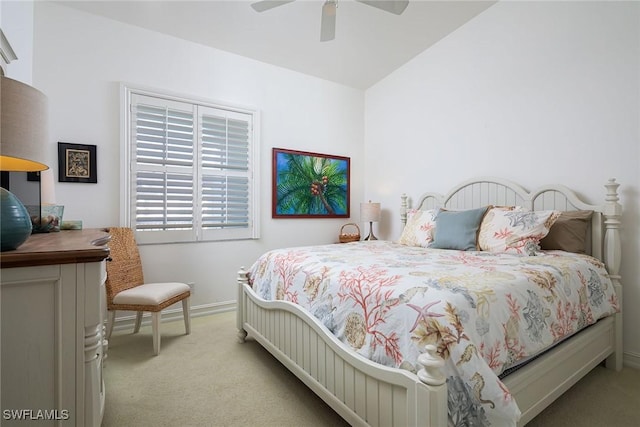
[113,282,190,306]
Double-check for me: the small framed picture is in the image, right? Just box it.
[58,142,97,183]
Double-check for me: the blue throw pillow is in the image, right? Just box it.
[431,206,489,251]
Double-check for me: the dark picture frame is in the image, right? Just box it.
[272,148,350,218]
[58,142,97,183]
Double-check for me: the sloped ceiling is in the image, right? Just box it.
[56,0,496,89]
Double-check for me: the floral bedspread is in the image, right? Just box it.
[248,241,619,426]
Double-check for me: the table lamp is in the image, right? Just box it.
[1,75,49,251]
[360,200,381,241]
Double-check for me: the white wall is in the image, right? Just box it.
[30,2,364,313]
[1,0,33,82]
[365,1,640,365]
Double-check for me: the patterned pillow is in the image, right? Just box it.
[478,208,561,255]
[398,209,437,247]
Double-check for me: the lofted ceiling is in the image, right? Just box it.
[56,0,496,90]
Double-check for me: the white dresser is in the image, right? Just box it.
[0,229,110,426]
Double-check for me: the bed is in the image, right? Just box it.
[236,177,623,427]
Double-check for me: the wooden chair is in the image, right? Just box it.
[104,227,191,355]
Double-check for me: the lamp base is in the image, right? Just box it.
[0,187,33,251]
[363,222,378,241]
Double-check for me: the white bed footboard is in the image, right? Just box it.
[237,269,448,427]
[238,177,622,427]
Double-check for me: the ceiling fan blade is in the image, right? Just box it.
[357,0,409,15]
[251,0,296,13]
[320,1,337,42]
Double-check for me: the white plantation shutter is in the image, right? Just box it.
[136,171,194,229]
[199,107,252,240]
[125,88,258,244]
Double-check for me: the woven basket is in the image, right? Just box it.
[339,223,361,243]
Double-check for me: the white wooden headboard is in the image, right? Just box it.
[399,177,621,289]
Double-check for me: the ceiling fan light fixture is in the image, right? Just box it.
[320,0,338,42]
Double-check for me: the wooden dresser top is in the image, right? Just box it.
[0,229,111,268]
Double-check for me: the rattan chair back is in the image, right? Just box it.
[105,227,145,307]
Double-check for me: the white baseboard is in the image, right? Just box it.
[623,351,640,370]
[110,300,236,332]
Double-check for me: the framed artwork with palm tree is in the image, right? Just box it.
[273,148,350,218]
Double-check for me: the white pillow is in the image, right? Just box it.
[478,208,560,255]
[398,209,437,247]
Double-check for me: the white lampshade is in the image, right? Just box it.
[360,201,381,223]
[0,76,49,172]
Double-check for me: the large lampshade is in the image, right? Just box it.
[1,76,49,172]
[0,76,50,251]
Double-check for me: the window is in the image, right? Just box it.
[122,86,259,244]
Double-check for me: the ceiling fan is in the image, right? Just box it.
[250,0,410,42]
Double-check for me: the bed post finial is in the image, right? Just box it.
[603,178,623,371]
[604,178,620,203]
[400,193,408,227]
[237,266,249,343]
[417,344,446,386]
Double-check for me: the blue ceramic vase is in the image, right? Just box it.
[1,187,33,251]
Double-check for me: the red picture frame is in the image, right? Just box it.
[272,148,350,218]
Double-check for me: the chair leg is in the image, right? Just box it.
[134,311,143,333]
[152,312,161,356]
[183,297,191,335]
[107,310,116,339]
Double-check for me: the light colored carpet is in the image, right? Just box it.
[103,311,640,426]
